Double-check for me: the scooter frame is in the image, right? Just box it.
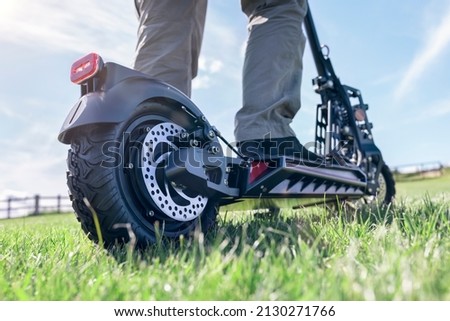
[58,3,393,242]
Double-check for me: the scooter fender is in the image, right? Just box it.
[58,64,206,144]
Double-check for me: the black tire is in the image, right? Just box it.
[329,162,396,213]
[66,101,219,249]
[375,163,396,205]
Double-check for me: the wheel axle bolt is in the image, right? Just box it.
[148,210,154,217]
[209,146,220,154]
[146,127,151,132]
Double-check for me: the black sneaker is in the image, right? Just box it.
[237,136,323,164]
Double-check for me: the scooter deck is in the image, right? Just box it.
[244,157,367,199]
[166,147,368,201]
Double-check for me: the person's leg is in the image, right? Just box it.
[236,0,307,142]
[133,0,207,97]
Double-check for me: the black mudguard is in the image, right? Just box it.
[58,62,206,144]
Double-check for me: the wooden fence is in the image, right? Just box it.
[391,161,446,182]
[0,195,72,219]
[392,161,444,176]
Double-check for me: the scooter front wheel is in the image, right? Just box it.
[66,101,219,249]
[372,163,396,205]
[337,162,396,212]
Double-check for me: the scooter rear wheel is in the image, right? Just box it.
[66,101,219,249]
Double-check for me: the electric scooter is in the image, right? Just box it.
[58,5,395,248]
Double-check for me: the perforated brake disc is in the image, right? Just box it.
[140,122,208,222]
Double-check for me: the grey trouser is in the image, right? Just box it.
[133,0,307,142]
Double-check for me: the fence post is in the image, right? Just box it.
[34,195,40,215]
[7,197,12,219]
[57,195,61,213]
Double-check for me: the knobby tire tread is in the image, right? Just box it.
[66,122,218,249]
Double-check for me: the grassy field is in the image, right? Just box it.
[0,172,449,300]
[395,168,450,200]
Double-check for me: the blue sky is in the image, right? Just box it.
[1,0,450,198]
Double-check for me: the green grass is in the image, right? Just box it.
[395,168,450,200]
[0,173,449,300]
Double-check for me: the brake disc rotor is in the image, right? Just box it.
[141,122,208,222]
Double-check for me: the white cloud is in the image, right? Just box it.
[0,116,69,197]
[395,6,450,100]
[0,94,71,197]
[0,0,136,64]
[193,75,212,90]
[209,59,224,74]
[194,57,224,90]
[0,102,21,119]
[201,7,246,82]
[401,97,450,125]
[198,56,224,74]
[421,98,450,118]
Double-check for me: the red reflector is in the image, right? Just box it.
[70,53,104,84]
[249,161,270,184]
[354,108,366,121]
